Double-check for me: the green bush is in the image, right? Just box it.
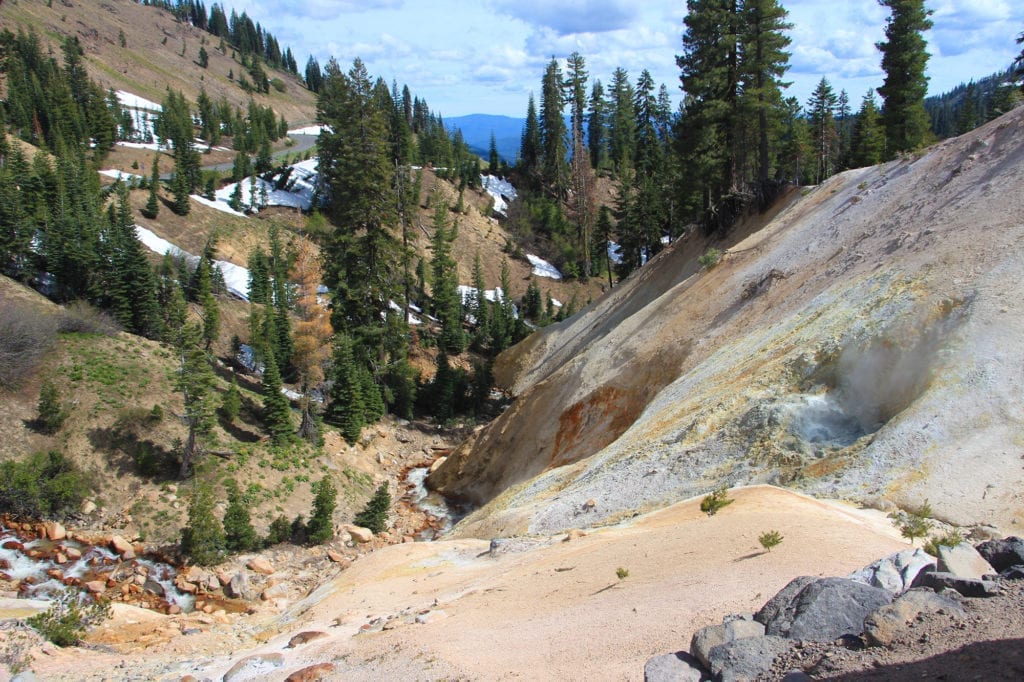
[265,514,292,545]
[27,589,110,647]
[223,479,257,552]
[888,500,934,544]
[0,451,90,519]
[353,482,390,534]
[759,530,784,552]
[181,482,226,566]
[37,380,68,433]
[700,485,734,516]
[616,567,630,580]
[698,248,722,269]
[923,528,964,557]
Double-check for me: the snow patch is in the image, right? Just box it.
[526,254,562,280]
[133,225,250,300]
[116,141,165,151]
[115,91,162,112]
[288,125,331,136]
[481,175,517,217]
[191,194,247,218]
[99,169,143,182]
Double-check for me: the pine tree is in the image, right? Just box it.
[223,479,257,552]
[519,93,542,187]
[37,380,67,433]
[587,79,609,171]
[261,350,293,446]
[876,0,934,155]
[176,322,216,479]
[608,67,636,175]
[306,476,337,544]
[181,481,225,565]
[469,253,491,352]
[807,77,839,183]
[327,334,365,445]
[430,197,464,354]
[290,241,332,442]
[144,155,160,218]
[195,249,220,349]
[956,83,978,135]
[850,90,885,168]
[488,133,499,174]
[353,482,390,535]
[221,377,241,423]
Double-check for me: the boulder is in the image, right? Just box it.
[864,587,965,646]
[847,548,935,594]
[344,525,373,544]
[247,557,276,575]
[707,635,791,682]
[80,500,97,515]
[287,631,328,648]
[690,619,765,669]
[912,571,1000,597]
[261,583,288,601]
[143,579,165,598]
[223,653,284,681]
[937,542,996,580]
[64,546,82,561]
[428,456,447,474]
[84,580,106,594]
[43,521,66,541]
[285,663,336,682]
[1000,565,1024,580]
[109,535,135,560]
[644,651,705,682]
[755,577,892,641]
[226,572,252,600]
[975,537,1024,572]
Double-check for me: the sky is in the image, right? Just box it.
[232,0,1024,119]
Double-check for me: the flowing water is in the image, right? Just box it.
[404,467,470,541]
[0,527,194,612]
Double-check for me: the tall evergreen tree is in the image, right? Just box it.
[608,67,636,175]
[144,155,161,218]
[326,334,365,445]
[176,322,216,479]
[876,0,934,155]
[181,481,225,565]
[849,90,885,168]
[540,57,568,197]
[519,94,542,186]
[306,476,337,544]
[807,77,839,183]
[430,197,464,354]
[223,479,257,552]
[587,80,609,171]
[261,350,293,446]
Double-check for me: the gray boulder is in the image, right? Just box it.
[1000,565,1024,580]
[707,635,791,682]
[847,548,935,594]
[644,651,706,682]
[863,587,965,646]
[937,542,996,580]
[226,571,253,600]
[975,537,1024,572]
[912,570,1000,597]
[755,577,892,641]
[690,619,765,669]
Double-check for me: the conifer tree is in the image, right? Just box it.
[469,253,491,352]
[221,377,241,424]
[306,476,337,544]
[261,350,293,446]
[144,155,161,218]
[176,322,216,479]
[608,68,636,176]
[430,197,464,354]
[195,252,220,350]
[223,479,257,552]
[488,132,499,174]
[807,77,839,183]
[290,241,332,443]
[850,90,885,168]
[519,94,542,187]
[181,481,225,565]
[876,0,934,155]
[588,79,609,171]
[327,334,365,445]
[353,482,390,535]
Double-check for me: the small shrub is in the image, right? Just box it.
[181,482,226,566]
[616,567,629,580]
[0,300,57,389]
[700,485,734,516]
[888,499,934,544]
[353,482,390,535]
[0,451,90,519]
[698,248,722,269]
[759,530,784,552]
[37,380,68,433]
[270,78,286,93]
[265,514,291,545]
[923,528,965,557]
[306,476,338,544]
[57,301,121,336]
[149,404,164,423]
[27,589,110,647]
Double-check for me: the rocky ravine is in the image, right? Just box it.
[429,106,1024,539]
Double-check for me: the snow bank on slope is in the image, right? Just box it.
[115,91,161,112]
[99,169,143,182]
[212,159,319,214]
[526,254,562,280]
[481,175,517,216]
[134,225,249,300]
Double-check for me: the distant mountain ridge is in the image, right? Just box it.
[445,114,525,163]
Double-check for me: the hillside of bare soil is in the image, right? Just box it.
[430,106,1024,539]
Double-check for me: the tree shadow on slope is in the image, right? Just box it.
[820,638,1024,681]
[88,424,178,481]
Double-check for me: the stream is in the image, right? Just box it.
[404,467,470,541]
[0,526,193,612]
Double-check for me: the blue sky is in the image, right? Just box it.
[233,0,1024,118]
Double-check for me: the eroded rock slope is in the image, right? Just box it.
[430,108,1024,537]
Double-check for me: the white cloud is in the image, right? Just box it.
[490,0,638,35]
